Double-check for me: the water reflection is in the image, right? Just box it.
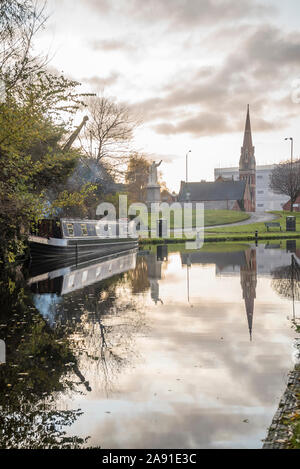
[181,247,257,340]
[0,243,299,448]
[29,249,147,398]
[0,269,88,449]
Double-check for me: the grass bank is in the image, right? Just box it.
[141,211,300,244]
[140,232,300,245]
[206,210,300,234]
[147,209,250,229]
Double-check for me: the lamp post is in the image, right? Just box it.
[285,137,294,212]
[285,137,294,165]
[186,150,191,183]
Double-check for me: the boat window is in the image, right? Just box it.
[80,223,88,236]
[66,223,74,236]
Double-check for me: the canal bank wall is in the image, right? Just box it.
[263,363,300,449]
[140,233,300,245]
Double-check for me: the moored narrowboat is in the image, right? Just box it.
[29,218,139,263]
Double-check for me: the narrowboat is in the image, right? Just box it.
[29,218,139,263]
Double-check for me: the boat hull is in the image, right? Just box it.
[29,236,139,264]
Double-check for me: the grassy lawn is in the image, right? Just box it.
[206,211,300,234]
[147,209,250,229]
[140,211,300,243]
[203,210,250,226]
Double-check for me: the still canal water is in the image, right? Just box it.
[0,242,299,449]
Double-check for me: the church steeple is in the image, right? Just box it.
[239,105,256,211]
[243,104,253,150]
[240,104,255,169]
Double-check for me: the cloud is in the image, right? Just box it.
[89,38,136,53]
[80,72,120,88]
[153,113,234,136]
[245,25,300,66]
[129,0,272,29]
[128,24,300,137]
[85,0,272,30]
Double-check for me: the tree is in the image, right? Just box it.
[80,95,139,179]
[0,0,98,262]
[125,152,150,202]
[0,0,47,93]
[0,70,93,262]
[269,159,300,212]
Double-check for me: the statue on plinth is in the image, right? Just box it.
[148,160,162,186]
[147,160,162,207]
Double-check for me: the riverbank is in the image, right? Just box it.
[139,232,300,245]
[140,211,300,245]
[263,321,300,449]
[263,365,300,449]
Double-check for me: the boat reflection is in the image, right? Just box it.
[29,249,138,296]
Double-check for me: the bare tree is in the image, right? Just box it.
[79,95,139,179]
[0,1,48,93]
[269,159,300,212]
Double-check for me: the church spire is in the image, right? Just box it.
[239,104,256,211]
[243,104,253,150]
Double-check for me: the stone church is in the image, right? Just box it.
[178,105,256,212]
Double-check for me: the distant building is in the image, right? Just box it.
[177,179,252,211]
[177,106,259,212]
[161,189,177,204]
[282,195,300,212]
[214,105,289,212]
[214,164,289,212]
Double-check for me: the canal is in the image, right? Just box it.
[0,241,299,449]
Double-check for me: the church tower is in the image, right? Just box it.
[239,105,256,211]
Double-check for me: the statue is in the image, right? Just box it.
[148,160,162,185]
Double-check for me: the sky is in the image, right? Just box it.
[34,0,300,192]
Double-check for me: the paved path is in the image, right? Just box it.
[204,211,278,230]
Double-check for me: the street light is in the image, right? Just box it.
[285,137,295,212]
[285,137,294,165]
[186,150,191,183]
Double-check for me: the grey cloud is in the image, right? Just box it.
[127,0,271,29]
[153,113,234,136]
[245,25,300,66]
[130,24,300,137]
[89,38,136,52]
[81,72,120,88]
[85,0,272,29]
